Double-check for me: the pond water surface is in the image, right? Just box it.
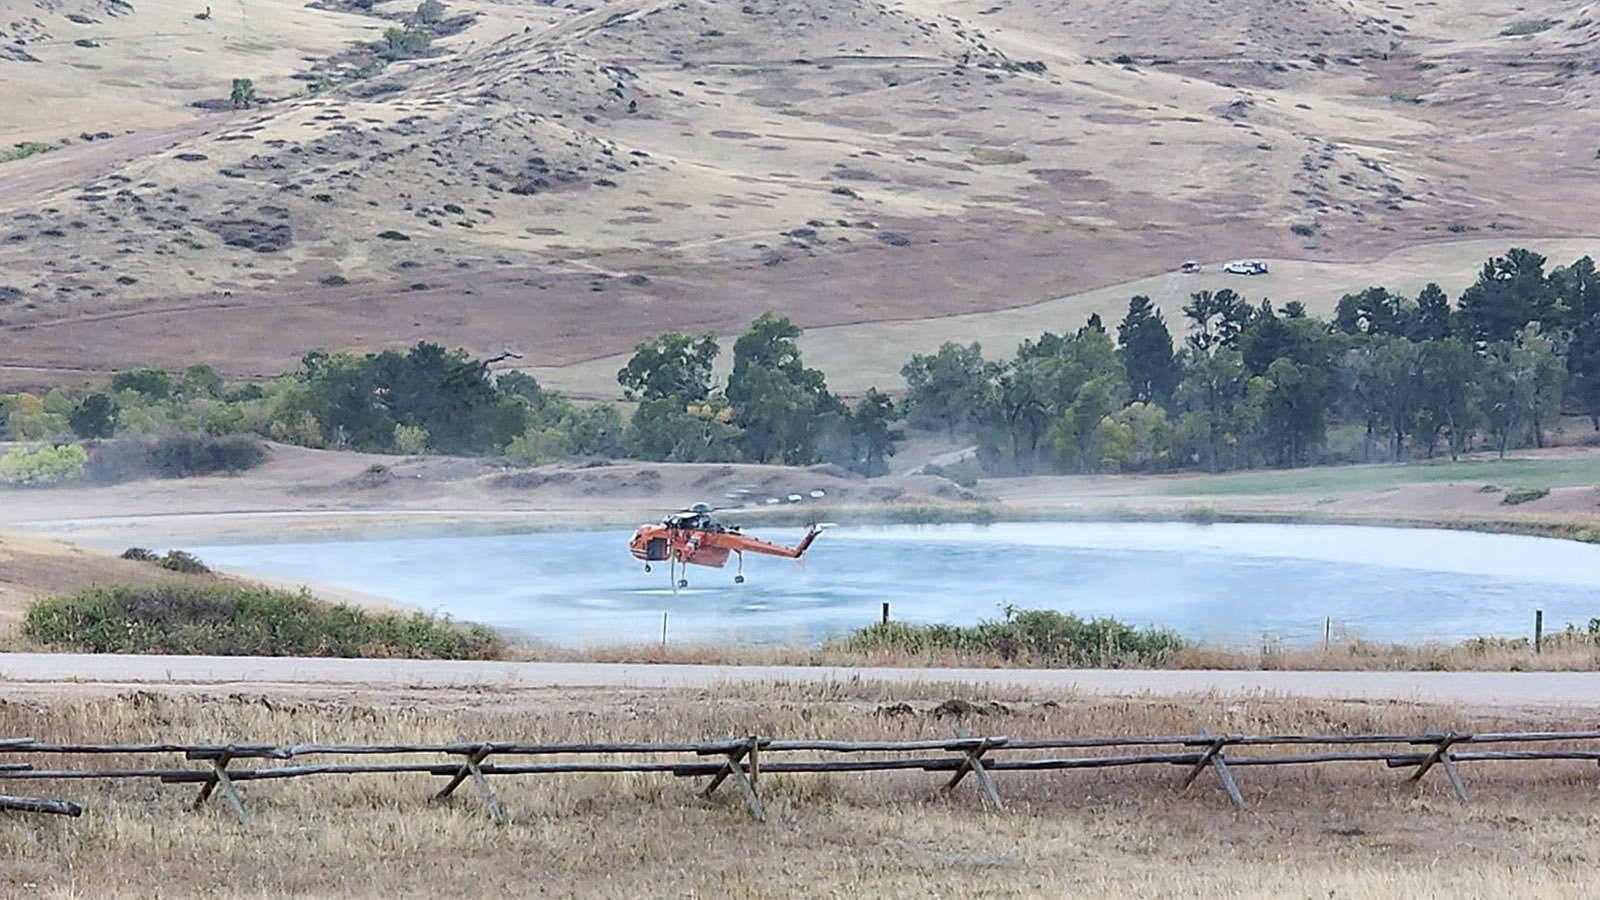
[181,522,1600,647]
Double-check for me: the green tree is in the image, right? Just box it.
[1476,341,1536,458]
[68,393,119,439]
[1456,248,1554,345]
[616,332,719,401]
[1414,283,1452,341]
[371,342,525,454]
[726,314,839,464]
[1552,257,1600,428]
[847,388,902,476]
[1367,337,1425,461]
[1181,289,1249,353]
[230,77,256,110]
[299,350,391,449]
[1517,322,1566,449]
[1332,287,1409,337]
[1047,370,1126,472]
[1175,346,1249,472]
[495,370,545,407]
[979,325,1124,474]
[180,363,225,400]
[624,397,739,462]
[416,0,446,22]
[1254,357,1327,467]
[1415,337,1478,460]
[1108,402,1172,471]
[899,341,990,439]
[1116,295,1179,404]
[111,367,173,401]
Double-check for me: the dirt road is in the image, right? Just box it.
[4,653,1599,709]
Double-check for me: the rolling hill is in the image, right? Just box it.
[0,0,1597,392]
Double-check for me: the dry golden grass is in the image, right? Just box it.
[490,630,1600,672]
[4,686,1600,898]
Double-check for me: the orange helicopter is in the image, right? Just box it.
[629,502,825,589]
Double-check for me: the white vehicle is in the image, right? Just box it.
[1222,260,1269,275]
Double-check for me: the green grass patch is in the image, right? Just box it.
[1,141,55,163]
[24,581,505,659]
[836,605,1185,667]
[1158,457,1600,498]
[1502,486,1550,505]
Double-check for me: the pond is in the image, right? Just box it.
[183,522,1600,647]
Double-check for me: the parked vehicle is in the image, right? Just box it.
[1179,260,1202,274]
[1222,260,1269,275]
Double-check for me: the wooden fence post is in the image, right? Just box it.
[1182,729,1244,809]
[433,744,504,824]
[700,738,766,822]
[1535,610,1543,655]
[1407,732,1468,802]
[944,735,1004,811]
[192,750,247,825]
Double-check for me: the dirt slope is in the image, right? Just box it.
[0,0,1597,390]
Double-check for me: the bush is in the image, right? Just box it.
[110,367,173,401]
[159,549,212,574]
[87,433,267,483]
[838,605,1185,667]
[380,25,432,60]
[1502,487,1549,505]
[0,444,88,485]
[23,582,506,659]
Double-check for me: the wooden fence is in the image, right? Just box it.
[4,729,1600,825]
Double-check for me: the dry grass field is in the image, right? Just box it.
[4,684,1600,898]
[0,0,1597,395]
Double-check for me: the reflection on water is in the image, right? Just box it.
[184,522,1600,647]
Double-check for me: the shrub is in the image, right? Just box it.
[110,367,173,401]
[159,549,212,574]
[393,423,430,455]
[1,141,54,163]
[68,392,119,438]
[23,582,506,659]
[88,433,267,482]
[1502,487,1549,505]
[0,444,88,485]
[230,77,257,109]
[838,605,1185,667]
[380,25,432,60]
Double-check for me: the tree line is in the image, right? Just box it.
[0,246,1592,481]
[0,315,901,478]
[901,247,1598,474]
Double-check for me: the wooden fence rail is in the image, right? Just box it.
[4,729,1600,825]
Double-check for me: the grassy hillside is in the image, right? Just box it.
[0,0,1596,393]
